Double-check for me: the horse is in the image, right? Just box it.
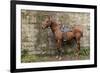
[42,16,83,60]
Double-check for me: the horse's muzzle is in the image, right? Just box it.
[42,25,45,29]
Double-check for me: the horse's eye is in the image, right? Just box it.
[47,21,49,23]
[47,20,50,23]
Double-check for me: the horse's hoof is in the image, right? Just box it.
[56,56,59,59]
[59,57,62,60]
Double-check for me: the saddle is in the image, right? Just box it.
[60,25,71,41]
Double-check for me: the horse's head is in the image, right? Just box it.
[42,16,52,29]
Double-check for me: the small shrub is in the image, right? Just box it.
[21,49,29,58]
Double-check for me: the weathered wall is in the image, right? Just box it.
[21,10,90,54]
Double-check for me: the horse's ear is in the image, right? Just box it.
[48,16,51,20]
[45,15,52,20]
[48,16,52,20]
[49,16,53,21]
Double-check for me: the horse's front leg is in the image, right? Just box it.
[56,40,62,60]
[77,39,80,52]
[76,39,80,59]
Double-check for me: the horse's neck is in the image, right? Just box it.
[50,22,60,34]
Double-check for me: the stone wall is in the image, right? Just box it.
[21,10,90,54]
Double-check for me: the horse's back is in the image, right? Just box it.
[60,25,71,32]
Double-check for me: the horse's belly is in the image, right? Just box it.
[63,33,67,41]
[63,32,74,41]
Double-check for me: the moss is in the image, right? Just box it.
[21,49,29,58]
[21,48,90,63]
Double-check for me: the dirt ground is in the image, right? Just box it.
[43,55,89,62]
[21,52,90,63]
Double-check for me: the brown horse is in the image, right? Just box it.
[42,16,83,60]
